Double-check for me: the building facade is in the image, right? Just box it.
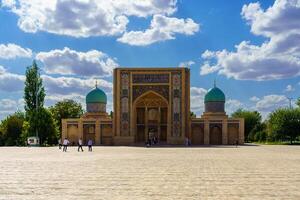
[190,83,244,145]
[62,67,244,145]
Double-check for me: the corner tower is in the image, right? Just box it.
[86,83,107,113]
[204,81,225,114]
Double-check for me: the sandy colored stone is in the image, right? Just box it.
[0,145,299,200]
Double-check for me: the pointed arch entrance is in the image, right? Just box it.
[133,91,169,144]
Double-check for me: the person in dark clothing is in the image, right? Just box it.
[235,139,239,148]
[87,139,93,152]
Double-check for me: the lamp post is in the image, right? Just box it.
[287,97,293,109]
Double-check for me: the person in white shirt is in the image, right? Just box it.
[63,138,69,152]
[58,139,62,149]
[78,138,83,152]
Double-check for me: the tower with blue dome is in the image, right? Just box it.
[86,82,107,113]
[204,81,225,113]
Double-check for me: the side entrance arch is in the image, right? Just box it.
[209,124,222,145]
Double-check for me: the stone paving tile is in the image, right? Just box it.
[0,145,299,200]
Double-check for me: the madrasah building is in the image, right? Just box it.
[62,67,244,145]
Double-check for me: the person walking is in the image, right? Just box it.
[87,139,93,152]
[78,138,84,152]
[58,139,62,150]
[235,139,239,148]
[185,137,189,146]
[63,138,69,152]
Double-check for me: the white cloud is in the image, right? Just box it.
[284,84,295,92]
[1,0,15,8]
[36,47,118,77]
[190,87,207,116]
[45,93,85,107]
[0,98,24,120]
[250,96,260,102]
[241,0,300,37]
[0,64,113,96]
[0,65,113,110]
[0,98,17,110]
[2,0,177,38]
[255,94,289,112]
[0,66,25,92]
[0,43,32,59]
[179,60,195,68]
[226,99,243,115]
[200,0,300,80]
[253,94,292,119]
[42,75,112,96]
[117,14,199,46]
[200,61,220,75]
[43,76,114,112]
[0,64,115,119]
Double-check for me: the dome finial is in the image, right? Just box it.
[95,79,98,88]
[214,78,216,88]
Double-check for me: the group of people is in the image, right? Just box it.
[58,138,93,152]
[146,136,158,147]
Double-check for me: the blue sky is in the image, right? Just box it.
[0,0,299,120]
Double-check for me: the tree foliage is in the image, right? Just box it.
[268,108,300,144]
[0,112,25,146]
[248,122,267,142]
[231,109,262,142]
[22,60,58,145]
[49,99,83,133]
[24,60,45,114]
[190,111,196,118]
[26,107,59,145]
[296,98,300,108]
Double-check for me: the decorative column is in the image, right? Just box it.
[145,107,148,141]
[158,107,161,142]
[61,119,67,140]
[204,119,210,145]
[95,120,100,145]
[239,118,245,144]
[172,73,181,137]
[120,72,129,136]
[78,120,83,140]
[222,119,228,144]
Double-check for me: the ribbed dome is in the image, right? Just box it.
[204,86,225,103]
[86,87,107,104]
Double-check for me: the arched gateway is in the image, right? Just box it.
[133,91,169,144]
[113,68,191,145]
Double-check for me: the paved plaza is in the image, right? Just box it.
[0,145,299,200]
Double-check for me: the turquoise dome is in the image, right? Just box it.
[86,87,107,104]
[204,86,225,103]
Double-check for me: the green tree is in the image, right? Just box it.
[24,60,46,138]
[231,109,262,142]
[24,60,45,113]
[248,122,267,142]
[268,108,300,144]
[49,99,83,133]
[19,121,30,145]
[0,112,25,146]
[190,111,196,118]
[296,98,300,107]
[27,107,59,145]
[24,61,57,145]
